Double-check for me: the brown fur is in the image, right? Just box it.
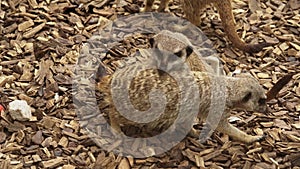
[143,0,273,53]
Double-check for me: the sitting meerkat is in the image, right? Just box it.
[143,0,273,53]
[149,30,223,74]
[98,31,267,144]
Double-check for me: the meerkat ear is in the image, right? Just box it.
[149,37,156,47]
[185,45,194,58]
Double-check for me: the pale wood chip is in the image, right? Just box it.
[23,23,46,39]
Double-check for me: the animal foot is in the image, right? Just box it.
[188,127,200,138]
[244,134,265,144]
[244,42,277,53]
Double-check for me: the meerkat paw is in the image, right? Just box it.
[217,121,266,144]
[140,7,145,12]
[243,134,265,144]
[244,42,276,53]
[140,7,150,12]
[188,127,200,138]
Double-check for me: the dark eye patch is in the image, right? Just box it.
[242,92,252,102]
[174,50,184,58]
[174,45,194,59]
[258,98,266,105]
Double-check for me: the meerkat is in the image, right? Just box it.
[143,0,273,53]
[149,30,223,74]
[98,31,267,144]
[151,30,268,143]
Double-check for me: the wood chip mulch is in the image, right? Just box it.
[0,0,299,168]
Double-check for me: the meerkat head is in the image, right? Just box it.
[150,30,194,59]
[226,73,267,113]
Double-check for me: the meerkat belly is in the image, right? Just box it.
[192,71,213,121]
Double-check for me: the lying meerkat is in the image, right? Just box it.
[143,0,273,53]
[152,30,268,143]
[98,31,267,144]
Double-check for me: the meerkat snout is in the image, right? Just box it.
[240,90,267,113]
[228,73,267,113]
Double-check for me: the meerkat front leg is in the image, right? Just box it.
[216,118,264,144]
[157,0,170,12]
[144,0,155,12]
[109,112,123,136]
[144,0,170,12]
[182,0,206,26]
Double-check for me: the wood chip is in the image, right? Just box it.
[1,0,299,168]
[41,157,64,168]
[18,20,35,31]
[23,23,46,38]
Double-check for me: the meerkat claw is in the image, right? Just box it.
[244,134,265,144]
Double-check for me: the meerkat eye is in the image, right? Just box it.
[258,98,266,105]
[241,69,247,73]
[174,45,194,58]
[174,50,184,58]
[242,92,252,102]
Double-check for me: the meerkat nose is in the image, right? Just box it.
[260,105,268,113]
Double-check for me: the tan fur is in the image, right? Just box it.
[98,31,267,143]
[98,71,267,143]
[143,0,273,53]
[150,30,221,74]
